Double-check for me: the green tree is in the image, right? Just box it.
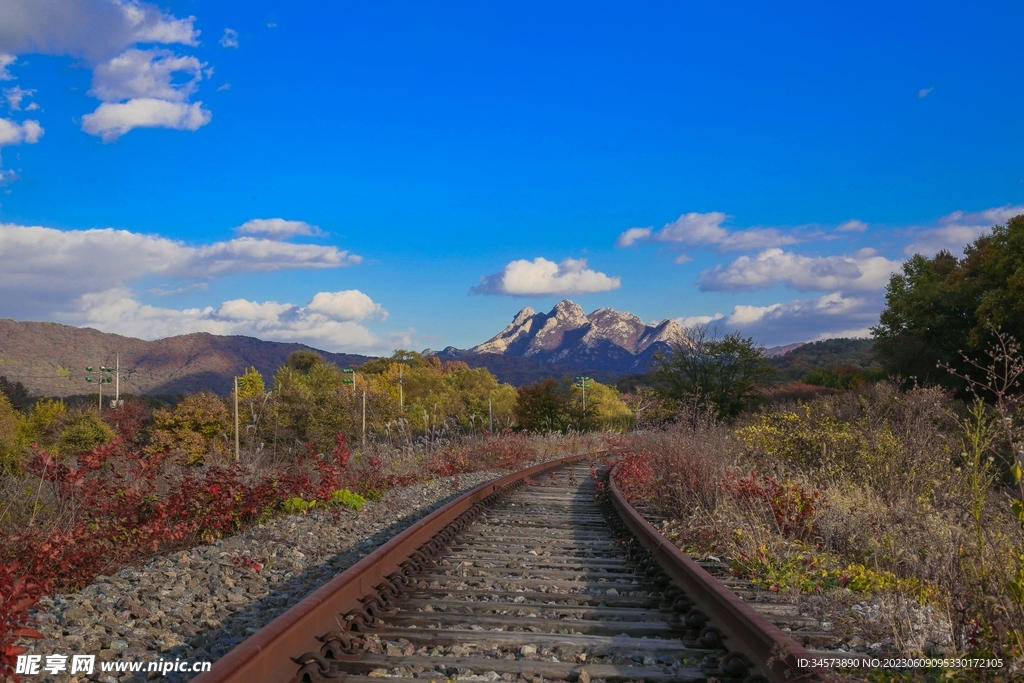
[21,398,66,448]
[286,350,325,373]
[57,410,117,456]
[872,213,1024,388]
[514,377,570,431]
[654,325,775,418]
[581,381,634,431]
[275,359,362,453]
[0,376,32,411]
[237,366,266,398]
[0,394,21,472]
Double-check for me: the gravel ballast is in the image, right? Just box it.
[16,471,506,683]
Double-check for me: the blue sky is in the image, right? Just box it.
[1,1,1023,354]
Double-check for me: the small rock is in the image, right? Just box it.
[576,668,590,683]
[520,645,537,655]
[605,589,619,597]
[156,633,184,652]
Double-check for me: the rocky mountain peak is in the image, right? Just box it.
[511,306,535,325]
[468,300,689,373]
[549,300,587,323]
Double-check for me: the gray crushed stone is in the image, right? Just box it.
[16,471,505,683]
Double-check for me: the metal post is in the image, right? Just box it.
[98,376,103,411]
[574,376,591,425]
[115,353,120,404]
[399,365,404,410]
[234,377,240,461]
[362,389,367,446]
[489,398,493,433]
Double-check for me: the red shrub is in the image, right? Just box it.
[612,452,655,501]
[724,471,820,541]
[0,562,50,683]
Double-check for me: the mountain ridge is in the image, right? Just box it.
[439,300,689,375]
[0,319,373,398]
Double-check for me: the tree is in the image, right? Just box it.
[21,398,66,448]
[146,392,231,463]
[286,350,324,373]
[653,325,775,418]
[237,366,266,398]
[274,360,359,454]
[56,410,116,456]
[0,376,31,412]
[0,394,20,472]
[578,381,633,431]
[872,213,1024,388]
[514,377,570,431]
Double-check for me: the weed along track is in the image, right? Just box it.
[192,454,825,683]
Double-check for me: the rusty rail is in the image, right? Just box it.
[193,452,824,683]
[607,460,822,683]
[191,453,591,683]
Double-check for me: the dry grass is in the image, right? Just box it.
[620,384,1024,678]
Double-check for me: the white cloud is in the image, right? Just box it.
[678,292,881,347]
[0,54,14,80]
[616,227,652,248]
[699,248,902,293]
[724,293,879,345]
[235,218,324,240]
[89,48,203,102]
[0,116,43,181]
[675,313,724,327]
[306,290,386,322]
[0,222,360,315]
[217,83,231,92]
[70,288,386,353]
[836,219,867,233]
[473,257,621,296]
[918,87,934,99]
[0,0,198,64]
[0,117,43,146]
[81,98,211,141]
[0,0,210,142]
[0,221,383,352]
[220,28,239,48]
[616,211,802,252]
[903,205,1024,256]
[3,85,33,110]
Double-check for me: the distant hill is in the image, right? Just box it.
[0,319,373,398]
[763,342,806,358]
[770,338,879,383]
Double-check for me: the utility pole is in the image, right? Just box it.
[86,365,113,410]
[574,376,591,416]
[342,368,355,394]
[112,354,122,407]
[234,377,240,461]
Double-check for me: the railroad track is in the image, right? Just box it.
[192,454,828,683]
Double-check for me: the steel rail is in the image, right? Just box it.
[607,460,822,683]
[191,452,593,683]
